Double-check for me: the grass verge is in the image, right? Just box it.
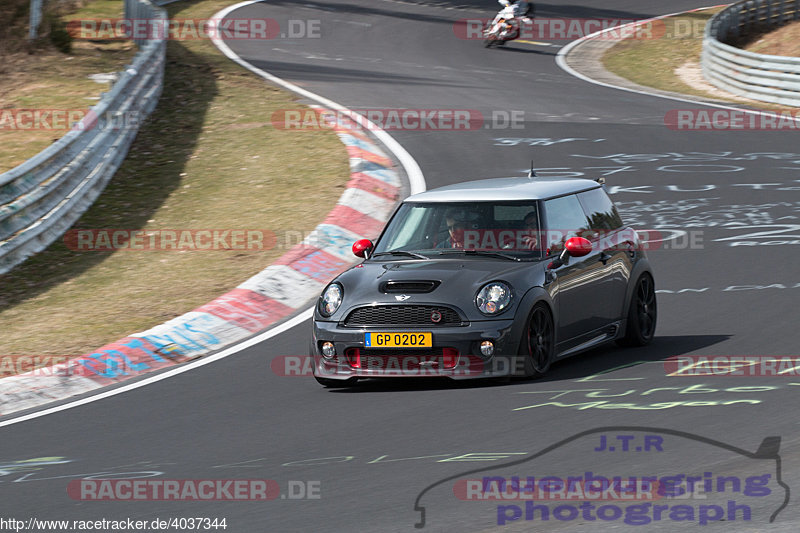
[603,8,800,112]
[0,0,350,359]
[743,20,800,57]
[602,8,726,100]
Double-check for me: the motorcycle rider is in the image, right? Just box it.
[490,0,534,28]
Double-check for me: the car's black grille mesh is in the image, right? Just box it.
[343,305,464,327]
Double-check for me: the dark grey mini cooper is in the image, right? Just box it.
[311,177,656,386]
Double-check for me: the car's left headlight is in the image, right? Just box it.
[476,282,512,315]
[319,283,343,317]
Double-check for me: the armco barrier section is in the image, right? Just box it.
[0,0,166,275]
[702,0,800,106]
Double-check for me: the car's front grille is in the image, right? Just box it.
[343,305,465,327]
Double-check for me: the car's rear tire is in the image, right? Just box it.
[314,376,358,388]
[617,273,657,347]
[518,303,555,378]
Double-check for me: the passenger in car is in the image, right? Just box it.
[521,210,539,250]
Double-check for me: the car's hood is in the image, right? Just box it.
[326,258,546,321]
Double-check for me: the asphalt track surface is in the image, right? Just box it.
[2,1,800,532]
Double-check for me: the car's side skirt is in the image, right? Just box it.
[555,321,622,360]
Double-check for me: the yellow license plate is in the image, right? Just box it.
[365,332,432,348]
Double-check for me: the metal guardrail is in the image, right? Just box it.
[702,0,800,106]
[0,0,166,274]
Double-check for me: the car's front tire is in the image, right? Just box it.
[518,303,555,378]
[617,273,657,347]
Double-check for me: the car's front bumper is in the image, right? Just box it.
[312,318,522,380]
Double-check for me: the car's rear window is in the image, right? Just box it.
[577,187,624,231]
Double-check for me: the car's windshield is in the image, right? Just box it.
[372,201,544,260]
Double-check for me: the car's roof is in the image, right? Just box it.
[405,177,601,203]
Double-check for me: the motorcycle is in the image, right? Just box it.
[483,0,533,48]
[483,17,522,47]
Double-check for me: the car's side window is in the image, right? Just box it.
[577,187,624,231]
[543,194,590,254]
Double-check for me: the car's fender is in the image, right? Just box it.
[505,285,555,354]
[620,257,655,322]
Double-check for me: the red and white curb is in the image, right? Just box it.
[0,0,425,419]
[0,109,404,417]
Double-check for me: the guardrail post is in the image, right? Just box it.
[28,0,43,40]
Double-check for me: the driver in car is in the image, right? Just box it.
[438,209,466,249]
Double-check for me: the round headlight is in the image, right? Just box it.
[319,283,343,317]
[476,282,512,315]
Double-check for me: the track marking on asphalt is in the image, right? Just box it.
[0,0,427,429]
[516,40,556,47]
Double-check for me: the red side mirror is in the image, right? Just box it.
[565,236,592,257]
[352,239,373,258]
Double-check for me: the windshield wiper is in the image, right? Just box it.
[371,251,430,260]
[436,250,522,261]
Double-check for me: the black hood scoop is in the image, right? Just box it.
[380,280,441,294]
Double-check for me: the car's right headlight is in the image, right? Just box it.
[319,283,343,317]
[476,281,512,315]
